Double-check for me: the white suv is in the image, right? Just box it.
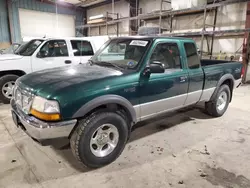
[0,36,110,103]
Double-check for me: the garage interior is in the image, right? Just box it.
[1,0,250,187]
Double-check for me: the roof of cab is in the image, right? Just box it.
[43,36,110,41]
[110,35,194,42]
[33,35,193,42]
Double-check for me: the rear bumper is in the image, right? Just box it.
[11,99,77,145]
[235,78,242,88]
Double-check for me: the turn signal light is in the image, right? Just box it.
[30,108,60,121]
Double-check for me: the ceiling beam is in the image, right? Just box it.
[76,0,105,7]
[76,0,120,9]
[37,0,81,9]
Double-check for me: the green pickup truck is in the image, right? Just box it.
[11,36,242,168]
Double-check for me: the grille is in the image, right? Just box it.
[13,85,33,114]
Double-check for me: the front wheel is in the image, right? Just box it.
[0,75,19,104]
[70,111,129,168]
[205,84,231,117]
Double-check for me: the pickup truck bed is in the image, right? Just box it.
[201,59,242,92]
[201,59,235,66]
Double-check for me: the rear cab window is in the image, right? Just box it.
[70,40,94,56]
[184,42,200,69]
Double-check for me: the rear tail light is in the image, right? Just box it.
[241,65,245,78]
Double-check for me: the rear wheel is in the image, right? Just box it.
[205,84,231,117]
[0,75,19,104]
[70,111,129,168]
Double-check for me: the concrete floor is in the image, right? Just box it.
[1,86,250,188]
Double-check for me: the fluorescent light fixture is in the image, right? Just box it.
[89,14,105,20]
[76,0,106,7]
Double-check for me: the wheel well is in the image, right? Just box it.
[0,70,26,78]
[83,103,133,123]
[69,103,133,139]
[221,79,233,102]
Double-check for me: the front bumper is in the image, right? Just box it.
[11,99,77,144]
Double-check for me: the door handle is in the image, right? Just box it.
[180,76,187,83]
[65,60,72,64]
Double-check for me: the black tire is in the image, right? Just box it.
[205,84,231,117]
[0,75,19,104]
[70,111,129,168]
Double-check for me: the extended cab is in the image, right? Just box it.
[0,36,110,103]
[11,36,242,168]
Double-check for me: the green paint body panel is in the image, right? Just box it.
[17,36,243,121]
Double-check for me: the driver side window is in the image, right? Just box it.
[150,43,181,71]
[38,40,68,58]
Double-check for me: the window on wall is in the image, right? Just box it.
[70,40,94,56]
[149,43,182,70]
[184,43,200,69]
[39,40,68,57]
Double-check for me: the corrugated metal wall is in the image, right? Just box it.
[0,0,85,44]
[0,0,10,47]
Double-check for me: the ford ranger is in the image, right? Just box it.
[10,36,242,168]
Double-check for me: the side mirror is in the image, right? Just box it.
[143,61,165,76]
[37,50,47,58]
[197,48,201,55]
[149,61,165,73]
[13,44,20,51]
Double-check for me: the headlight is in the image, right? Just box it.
[30,96,60,121]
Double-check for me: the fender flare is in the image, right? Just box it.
[210,73,235,101]
[0,70,26,77]
[72,95,137,124]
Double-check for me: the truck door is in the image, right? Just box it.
[32,39,72,71]
[70,40,94,64]
[183,42,204,105]
[32,39,73,71]
[139,41,189,120]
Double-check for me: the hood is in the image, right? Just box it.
[0,54,23,61]
[17,64,123,97]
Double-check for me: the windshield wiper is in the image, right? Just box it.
[92,61,124,71]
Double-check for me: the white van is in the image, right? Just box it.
[0,36,110,103]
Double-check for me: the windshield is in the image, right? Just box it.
[91,38,150,70]
[16,39,44,56]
